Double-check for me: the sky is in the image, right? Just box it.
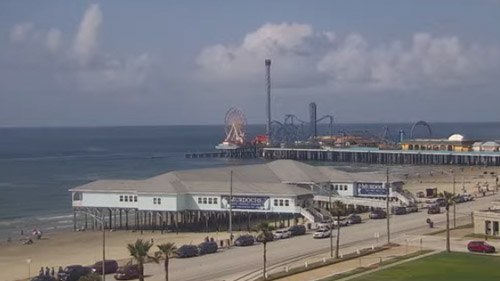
[1,0,500,127]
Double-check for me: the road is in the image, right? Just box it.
[143,194,497,281]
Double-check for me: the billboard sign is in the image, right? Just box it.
[356,182,387,196]
[221,196,270,210]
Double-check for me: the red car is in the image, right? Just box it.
[467,241,496,253]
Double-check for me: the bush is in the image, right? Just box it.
[78,273,101,281]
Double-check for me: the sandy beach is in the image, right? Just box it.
[0,229,241,281]
[2,165,500,281]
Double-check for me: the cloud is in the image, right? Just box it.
[73,4,102,65]
[197,23,500,93]
[9,22,34,42]
[4,4,155,95]
[46,28,62,52]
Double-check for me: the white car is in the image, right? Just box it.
[313,228,332,239]
[462,193,474,202]
[317,221,332,230]
[274,229,291,239]
[424,200,438,209]
[333,218,349,227]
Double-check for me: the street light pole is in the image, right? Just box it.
[453,172,456,229]
[102,212,106,281]
[229,170,233,246]
[329,186,333,258]
[386,167,390,245]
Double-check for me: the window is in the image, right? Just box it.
[494,221,499,236]
[203,198,207,204]
[214,198,218,205]
[344,185,348,190]
[279,199,284,206]
[129,196,133,202]
[209,198,213,204]
[198,197,202,204]
[285,200,289,206]
[274,199,278,206]
[153,198,157,204]
[134,196,137,202]
[157,198,161,204]
[486,220,492,235]
[124,196,128,202]
[120,195,123,202]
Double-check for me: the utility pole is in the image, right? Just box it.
[386,167,391,245]
[329,186,333,258]
[453,172,456,229]
[102,211,106,281]
[229,170,233,246]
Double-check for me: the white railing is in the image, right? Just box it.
[299,207,316,222]
[314,195,401,209]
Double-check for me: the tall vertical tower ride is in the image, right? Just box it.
[265,59,272,144]
[309,102,317,138]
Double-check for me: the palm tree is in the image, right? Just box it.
[331,200,346,259]
[439,191,457,253]
[156,242,177,281]
[256,222,273,280]
[127,239,154,281]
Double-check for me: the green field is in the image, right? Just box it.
[351,252,500,281]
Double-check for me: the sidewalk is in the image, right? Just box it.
[274,245,422,281]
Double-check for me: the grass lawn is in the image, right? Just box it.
[351,252,500,281]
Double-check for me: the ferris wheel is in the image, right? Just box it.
[223,107,247,145]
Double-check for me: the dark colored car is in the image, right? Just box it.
[427,205,441,214]
[30,276,57,281]
[288,225,306,236]
[467,241,496,253]
[92,259,119,275]
[198,241,218,255]
[406,205,419,213]
[369,209,387,219]
[346,214,362,224]
[234,235,255,246]
[392,206,407,215]
[57,265,93,281]
[114,264,140,280]
[176,245,199,258]
[436,198,446,207]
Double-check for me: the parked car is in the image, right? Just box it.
[288,225,306,236]
[333,218,349,227]
[346,214,362,224]
[91,259,118,275]
[313,228,332,239]
[198,241,218,255]
[436,198,446,207]
[176,245,199,258]
[369,209,386,219]
[30,276,57,281]
[57,265,93,281]
[416,191,425,198]
[274,229,291,239]
[114,264,140,280]
[255,231,274,242]
[234,235,255,246]
[424,200,439,209]
[427,205,441,214]
[405,205,419,213]
[392,206,407,215]
[462,193,474,202]
[317,221,332,230]
[467,241,495,253]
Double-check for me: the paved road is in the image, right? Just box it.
[144,195,498,281]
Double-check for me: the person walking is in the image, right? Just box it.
[51,267,55,276]
[39,267,44,276]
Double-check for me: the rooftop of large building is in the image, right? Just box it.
[69,160,399,196]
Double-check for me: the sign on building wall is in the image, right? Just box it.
[356,182,387,196]
[221,196,271,210]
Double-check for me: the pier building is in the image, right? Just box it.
[401,134,475,152]
[69,160,409,232]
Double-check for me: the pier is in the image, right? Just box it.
[262,147,500,166]
[185,147,258,159]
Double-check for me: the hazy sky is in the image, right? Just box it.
[1,1,500,127]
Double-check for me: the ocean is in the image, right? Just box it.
[1,122,500,239]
